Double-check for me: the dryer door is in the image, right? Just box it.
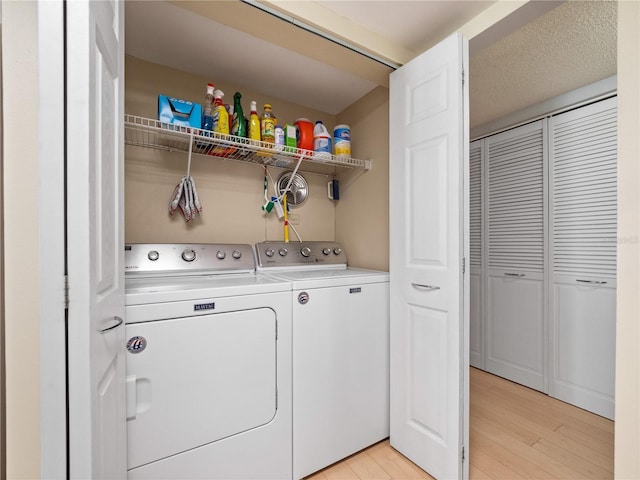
[125,308,277,470]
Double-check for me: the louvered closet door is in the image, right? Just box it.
[486,120,546,392]
[469,140,484,369]
[550,97,617,419]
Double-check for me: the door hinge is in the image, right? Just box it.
[275,320,278,340]
[462,68,465,87]
[275,388,278,410]
[462,257,466,274]
[64,274,69,309]
[462,445,466,463]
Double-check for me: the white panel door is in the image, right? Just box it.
[485,120,547,391]
[66,1,126,478]
[550,96,617,419]
[389,32,469,480]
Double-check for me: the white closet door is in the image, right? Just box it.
[67,0,127,477]
[486,120,546,391]
[389,32,469,480]
[550,97,617,419]
[469,140,484,369]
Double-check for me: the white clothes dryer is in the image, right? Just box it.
[124,244,292,480]
[256,242,390,480]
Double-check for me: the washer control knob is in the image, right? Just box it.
[279,248,288,257]
[265,248,275,258]
[232,250,242,259]
[216,250,226,260]
[322,248,331,256]
[300,246,312,257]
[147,250,159,261]
[298,292,309,305]
[181,249,196,262]
[333,247,343,256]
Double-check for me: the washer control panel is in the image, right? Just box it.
[125,243,255,276]
[255,241,347,268]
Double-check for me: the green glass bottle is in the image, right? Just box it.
[232,92,247,138]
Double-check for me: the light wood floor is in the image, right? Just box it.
[306,367,614,480]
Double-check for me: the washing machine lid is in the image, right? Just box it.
[125,273,291,305]
[267,267,389,289]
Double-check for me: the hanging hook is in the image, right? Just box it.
[187,130,194,178]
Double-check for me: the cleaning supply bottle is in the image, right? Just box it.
[261,104,276,144]
[231,92,247,138]
[249,101,261,143]
[275,125,285,151]
[201,82,215,131]
[333,124,351,157]
[313,120,331,159]
[294,118,314,151]
[212,89,229,134]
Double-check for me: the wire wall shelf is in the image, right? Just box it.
[124,114,372,175]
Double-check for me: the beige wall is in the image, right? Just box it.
[335,86,389,271]
[1,1,41,478]
[125,55,340,245]
[615,1,640,478]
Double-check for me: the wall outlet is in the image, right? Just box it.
[289,213,300,225]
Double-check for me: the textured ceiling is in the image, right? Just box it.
[314,0,495,54]
[470,1,617,128]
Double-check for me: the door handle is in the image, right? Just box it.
[411,283,440,291]
[576,279,608,285]
[504,273,526,278]
[101,315,124,333]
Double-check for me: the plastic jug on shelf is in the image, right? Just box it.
[294,118,314,152]
[313,121,331,160]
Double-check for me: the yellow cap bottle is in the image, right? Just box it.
[261,104,276,144]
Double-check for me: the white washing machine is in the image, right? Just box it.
[124,243,292,480]
[255,241,390,479]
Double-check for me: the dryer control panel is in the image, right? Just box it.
[256,241,347,269]
[125,243,256,277]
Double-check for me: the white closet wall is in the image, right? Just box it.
[549,96,617,419]
[470,96,617,419]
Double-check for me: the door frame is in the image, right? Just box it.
[37,1,67,479]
